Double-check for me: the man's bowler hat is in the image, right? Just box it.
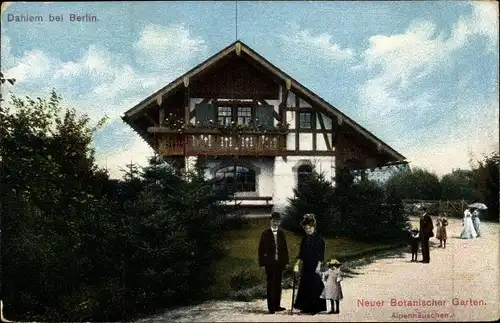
[270,212,282,220]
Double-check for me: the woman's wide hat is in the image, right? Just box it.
[327,259,342,267]
[300,213,316,227]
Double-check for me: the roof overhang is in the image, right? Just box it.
[122,40,406,162]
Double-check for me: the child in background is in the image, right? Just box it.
[409,229,420,261]
[320,259,343,314]
[436,214,448,248]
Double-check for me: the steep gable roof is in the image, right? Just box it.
[122,40,406,161]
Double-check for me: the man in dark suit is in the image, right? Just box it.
[258,212,290,314]
[419,211,434,263]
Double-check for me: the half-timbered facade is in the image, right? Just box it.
[122,41,407,210]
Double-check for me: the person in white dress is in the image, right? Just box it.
[320,259,343,314]
[460,208,477,239]
[471,209,481,237]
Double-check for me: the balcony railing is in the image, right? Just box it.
[157,133,286,156]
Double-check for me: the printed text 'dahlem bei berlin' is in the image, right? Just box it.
[7,13,98,23]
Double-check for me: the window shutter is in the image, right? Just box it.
[195,103,216,127]
[255,104,274,129]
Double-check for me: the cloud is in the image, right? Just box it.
[133,23,208,72]
[403,98,499,176]
[2,22,208,120]
[3,50,55,83]
[1,24,207,120]
[354,3,498,176]
[358,2,498,85]
[360,20,449,90]
[354,2,499,122]
[450,1,499,52]
[358,75,435,119]
[357,2,499,117]
[0,34,13,66]
[1,23,208,178]
[280,26,355,62]
[93,119,155,179]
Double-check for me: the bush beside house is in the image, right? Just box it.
[283,168,410,243]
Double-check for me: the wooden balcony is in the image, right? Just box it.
[156,131,286,156]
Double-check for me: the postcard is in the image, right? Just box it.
[1,1,498,322]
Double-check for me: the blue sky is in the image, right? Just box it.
[1,1,498,179]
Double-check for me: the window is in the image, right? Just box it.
[215,166,256,192]
[297,164,313,190]
[237,107,252,125]
[218,107,232,126]
[299,112,312,129]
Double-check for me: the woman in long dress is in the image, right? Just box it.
[460,208,477,239]
[293,214,327,314]
[472,209,481,237]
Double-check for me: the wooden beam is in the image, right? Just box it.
[145,113,159,127]
[216,99,256,106]
[284,107,314,111]
[346,160,408,171]
[252,100,258,123]
[184,86,190,125]
[331,116,342,146]
[235,42,242,56]
[317,112,332,151]
[287,129,332,134]
[159,107,165,126]
[283,150,335,157]
[231,101,238,123]
[295,96,300,151]
[312,111,316,151]
[280,85,289,124]
[273,110,281,122]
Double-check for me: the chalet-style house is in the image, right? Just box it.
[122,41,407,210]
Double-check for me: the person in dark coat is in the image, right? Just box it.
[258,212,290,314]
[293,214,327,315]
[419,211,434,263]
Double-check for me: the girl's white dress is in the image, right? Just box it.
[460,210,477,239]
[320,268,343,300]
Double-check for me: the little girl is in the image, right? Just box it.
[436,214,448,248]
[320,259,343,314]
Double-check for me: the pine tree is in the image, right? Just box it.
[282,171,340,237]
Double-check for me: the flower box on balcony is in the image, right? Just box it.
[148,126,288,135]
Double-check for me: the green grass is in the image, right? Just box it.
[211,217,402,300]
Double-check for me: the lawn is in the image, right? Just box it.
[211,217,400,300]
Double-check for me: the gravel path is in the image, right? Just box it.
[137,217,499,322]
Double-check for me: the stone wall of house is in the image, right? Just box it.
[188,155,336,210]
[272,156,336,212]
